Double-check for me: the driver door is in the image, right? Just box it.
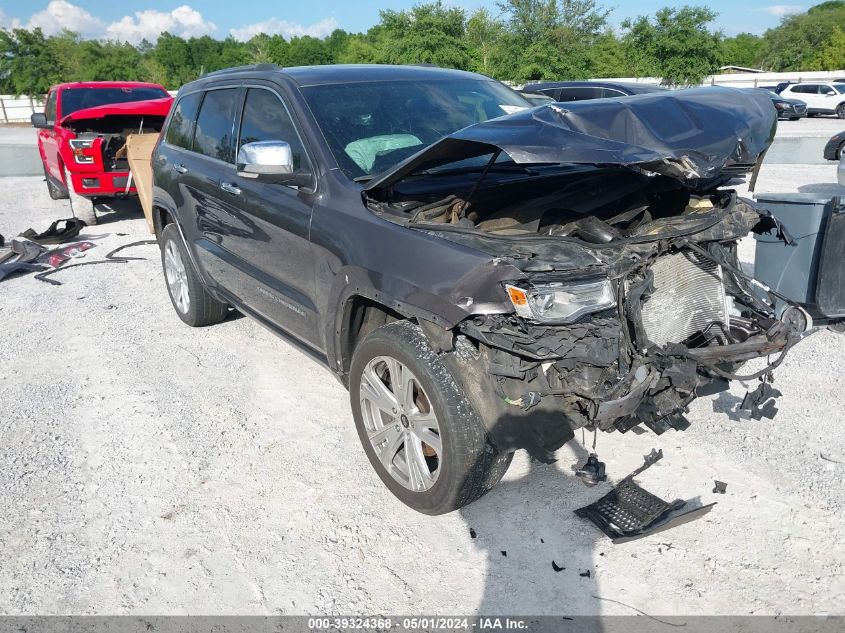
[221,85,322,349]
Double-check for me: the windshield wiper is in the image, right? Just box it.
[353,175,375,183]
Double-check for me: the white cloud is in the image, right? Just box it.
[26,0,104,37]
[230,17,339,42]
[765,5,805,17]
[104,5,217,44]
[0,9,22,30]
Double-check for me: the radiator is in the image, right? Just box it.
[639,251,728,347]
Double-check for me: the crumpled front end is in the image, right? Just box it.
[443,196,806,461]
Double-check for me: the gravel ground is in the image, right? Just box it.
[1,124,844,616]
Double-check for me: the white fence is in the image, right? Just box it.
[0,90,179,123]
[0,95,45,123]
[592,70,845,89]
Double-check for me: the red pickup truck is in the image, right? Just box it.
[31,81,173,225]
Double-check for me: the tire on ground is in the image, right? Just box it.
[63,166,97,225]
[159,223,229,327]
[350,320,512,515]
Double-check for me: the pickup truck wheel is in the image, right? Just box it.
[44,165,68,200]
[160,223,228,327]
[350,320,512,514]
[63,167,97,225]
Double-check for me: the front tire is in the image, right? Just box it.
[63,166,97,225]
[159,223,228,327]
[350,320,512,514]
[837,104,845,119]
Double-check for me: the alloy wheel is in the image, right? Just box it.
[359,356,442,492]
[164,240,190,314]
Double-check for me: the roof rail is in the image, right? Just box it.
[202,64,281,78]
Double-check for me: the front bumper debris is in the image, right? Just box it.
[575,449,716,544]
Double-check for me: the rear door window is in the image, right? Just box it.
[237,88,309,171]
[539,88,561,100]
[164,92,202,150]
[192,88,239,163]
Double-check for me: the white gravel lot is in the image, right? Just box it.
[1,122,844,617]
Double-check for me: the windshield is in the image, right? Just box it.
[61,87,169,117]
[300,79,530,180]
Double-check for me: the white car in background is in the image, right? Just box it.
[780,82,845,118]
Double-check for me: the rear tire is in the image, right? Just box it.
[64,166,97,225]
[350,320,512,515]
[159,223,229,327]
[837,104,845,119]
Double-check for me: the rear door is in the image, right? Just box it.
[170,86,248,292]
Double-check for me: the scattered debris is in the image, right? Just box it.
[500,550,507,557]
[592,595,685,627]
[540,538,544,543]
[35,239,157,285]
[552,561,565,572]
[713,480,728,494]
[740,378,782,420]
[44,241,96,268]
[19,218,86,245]
[469,528,477,539]
[820,452,844,465]
[579,570,591,578]
[575,449,717,544]
[575,453,607,486]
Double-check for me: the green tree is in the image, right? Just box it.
[466,8,506,76]
[720,33,763,68]
[622,6,722,86]
[0,28,61,95]
[376,2,472,69]
[812,26,845,69]
[759,2,845,70]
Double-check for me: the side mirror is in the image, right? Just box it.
[31,113,50,129]
[237,140,312,187]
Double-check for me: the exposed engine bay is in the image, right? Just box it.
[67,114,165,172]
[358,87,837,460]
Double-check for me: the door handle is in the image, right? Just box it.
[220,182,242,196]
[173,163,188,174]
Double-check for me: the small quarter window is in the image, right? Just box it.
[165,92,202,150]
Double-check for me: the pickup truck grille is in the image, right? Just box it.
[640,252,729,347]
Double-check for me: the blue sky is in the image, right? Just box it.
[0,0,809,42]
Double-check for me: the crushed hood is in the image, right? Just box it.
[61,97,173,125]
[365,86,776,195]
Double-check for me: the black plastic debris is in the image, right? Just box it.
[579,570,591,578]
[19,218,86,245]
[469,528,477,539]
[575,453,607,486]
[35,239,157,285]
[740,379,782,420]
[575,449,716,544]
[500,550,507,557]
[713,480,727,494]
[552,561,564,572]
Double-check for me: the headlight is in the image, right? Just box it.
[505,280,616,323]
[69,138,95,164]
[774,102,785,110]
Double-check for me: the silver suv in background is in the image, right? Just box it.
[780,82,845,118]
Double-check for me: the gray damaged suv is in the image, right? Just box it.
[151,64,845,514]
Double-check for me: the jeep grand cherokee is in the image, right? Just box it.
[150,64,843,514]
